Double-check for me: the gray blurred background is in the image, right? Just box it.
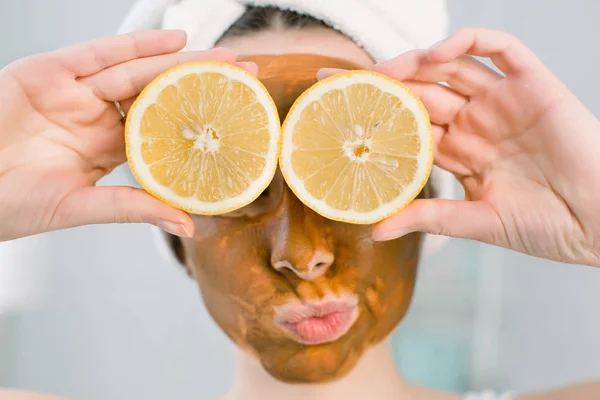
[1,0,600,399]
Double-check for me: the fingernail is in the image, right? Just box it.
[158,220,192,238]
[372,228,410,242]
[236,61,258,75]
[164,29,188,44]
[316,68,346,81]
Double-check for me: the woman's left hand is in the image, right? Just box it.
[0,30,237,242]
[321,28,600,266]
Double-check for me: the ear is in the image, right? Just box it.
[420,166,458,259]
[151,226,193,277]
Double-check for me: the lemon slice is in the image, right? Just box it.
[125,61,280,215]
[280,70,433,224]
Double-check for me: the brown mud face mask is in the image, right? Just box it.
[237,53,364,120]
[177,54,427,384]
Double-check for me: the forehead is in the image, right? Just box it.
[216,27,375,69]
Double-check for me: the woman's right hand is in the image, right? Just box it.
[0,30,257,242]
[367,28,600,267]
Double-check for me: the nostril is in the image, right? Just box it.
[273,260,295,274]
[314,262,328,270]
[305,251,334,279]
[272,251,334,281]
[279,265,294,274]
[309,251,334,269]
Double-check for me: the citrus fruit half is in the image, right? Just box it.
[125,61,280,215]
[280,70,433,224]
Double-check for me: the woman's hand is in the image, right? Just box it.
[0,30,238,242]
[363,28,600,266]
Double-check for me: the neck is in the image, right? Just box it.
[225,340,413,400]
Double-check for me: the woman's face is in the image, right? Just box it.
[177,27,424,383]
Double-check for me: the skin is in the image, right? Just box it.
[365,29,600,267]
[1,26,600,400]
[176,26,600,394]
[0,30,211,241]
[185,184,421,383]
[177,46,427,382]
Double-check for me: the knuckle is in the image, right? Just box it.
[128,33,142,58]
[112,188,139,224]
[455,27,475,40]
[445,61,461,81]
[87,42,107,71]
[420,201,445,236]
[428,220,446,236]
[121,63,143,95]
[79,76,108,100]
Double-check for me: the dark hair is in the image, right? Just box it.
[220,6,330,40]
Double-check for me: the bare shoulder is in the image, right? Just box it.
[518,381,600,400]
[0,389,72,400]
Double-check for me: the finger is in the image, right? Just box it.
[317,68,348,80]
[429,124,461,175]
[117,97,136,116]
[372,198,499,242]
[428,28,543,75]
[403,80,468,126]
[55,186,194,237]
[52,30,188,77]
[375,50,502,97]
[400,83,463,175]
[316,69,467,128]
[80,48,236,104]
[236,61,259,76]
[430,124,445,151]
[113,55,250,113]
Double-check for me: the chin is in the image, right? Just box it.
[244,302,397,383]
[258,342,363,383]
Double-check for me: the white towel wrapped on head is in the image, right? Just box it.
[119,0,458,260]
[119,0,450,62]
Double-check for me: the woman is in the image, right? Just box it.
[1,3,600,400]
[117,1,599,399]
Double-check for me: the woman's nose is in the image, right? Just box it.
[270,190,334,281]
[272,247,334,281]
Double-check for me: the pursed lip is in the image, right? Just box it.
[274,295,359,345]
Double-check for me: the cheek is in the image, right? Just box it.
[184,234,295,310]
[348,235,420,310]
[185,236,258,288]
[185,241,298,346]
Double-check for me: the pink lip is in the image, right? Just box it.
[274,296,359,345]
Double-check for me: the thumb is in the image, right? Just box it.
[54,186,194,237]
[372,198,497,242]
